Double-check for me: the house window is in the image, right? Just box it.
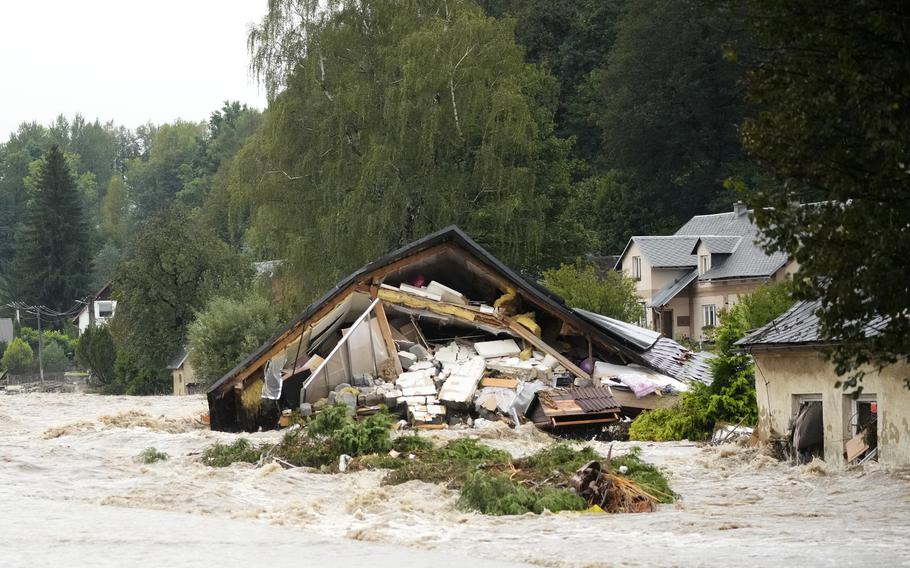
[699,254,710,275]
[845,394,878,463]
[631,256,642,280]
[703,304,717,328]
[96,301,114,318]
[638,301,648,327]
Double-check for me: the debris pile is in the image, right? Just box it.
[207,227,712,433]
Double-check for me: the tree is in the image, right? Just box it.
[238,0,570,304]
[0,123,52,291]
[10,145,92,313]
[479,0,628,161]
[629,282,792,441]
[593,0,751,230]
[187,294,283,387]
[76,325,117,389]
[101,176,129,247]
[125,121,207,221]
[109,208,252,385]
[2,338,34,373]
[41,342,67,372]
[736,1,910,387]
[540,261,640,322]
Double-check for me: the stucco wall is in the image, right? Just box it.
[172,360,198,396]
[691,279,770,340]
[753,349,910,467]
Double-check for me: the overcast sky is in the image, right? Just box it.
[0,1,268,141]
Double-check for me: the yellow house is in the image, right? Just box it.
[738,300,909,467]
[168,347,198,396]
[616,202,798,342]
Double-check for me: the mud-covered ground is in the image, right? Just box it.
[2,393,908,567]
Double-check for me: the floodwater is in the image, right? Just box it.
[2,393,909,567]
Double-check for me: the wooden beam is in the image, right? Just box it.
[372,300,404,375]
[505,317,592,380]
[377,287,479,322]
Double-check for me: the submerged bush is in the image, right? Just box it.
[392,433,434,453]
[268,406,394,468]
[202,438,265,467]
[382,438,511,486]
[610,447,675,503]
[137,447,170,464]
[458,471,586,515]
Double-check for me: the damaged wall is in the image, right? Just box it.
[753,349,910,467]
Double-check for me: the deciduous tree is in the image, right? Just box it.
[736,0,910,387]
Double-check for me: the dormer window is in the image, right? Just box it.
[699,254,710,275]
[632,256,642,280]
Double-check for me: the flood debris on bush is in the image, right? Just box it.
[201,404,674,515]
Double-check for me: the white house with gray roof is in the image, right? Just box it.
[616,202,797,341]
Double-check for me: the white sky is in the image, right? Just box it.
[0,0,268,141]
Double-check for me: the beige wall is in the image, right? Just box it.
[774,258,800,282]
[621,242,693,329]
[691,278,771,340]
[753,349,910,467]
[172,360,198,396]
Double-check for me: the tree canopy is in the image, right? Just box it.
[736,0,910,386]
[10,145,92,313]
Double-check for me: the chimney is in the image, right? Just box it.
[733,201,748,217]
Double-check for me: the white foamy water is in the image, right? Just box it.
[2,393,908,567]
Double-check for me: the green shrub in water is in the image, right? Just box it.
[201,438,265,467]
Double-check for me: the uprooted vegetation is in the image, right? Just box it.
[201,404,674,515]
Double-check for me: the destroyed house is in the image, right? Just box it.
[737,300,909,467]
[207,226,712,432]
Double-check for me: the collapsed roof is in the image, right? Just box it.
[207,226,712,432]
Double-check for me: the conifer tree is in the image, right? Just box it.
[12,145,91,312]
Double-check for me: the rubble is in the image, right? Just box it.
[207,226,713,433]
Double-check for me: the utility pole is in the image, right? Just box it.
[36,306,44,383]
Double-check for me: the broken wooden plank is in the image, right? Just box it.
[372,301,404,376]
[480,376,519,389]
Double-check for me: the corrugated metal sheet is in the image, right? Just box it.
[640,338,714,385]
[574,308,661,351]
[573,308,714,385]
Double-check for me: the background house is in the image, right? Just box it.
[73,283,117,335]
[168,346,198,395]
[616,202,798,341]
[737,300,908,467]
[0,317,13,345]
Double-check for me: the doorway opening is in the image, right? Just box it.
[792,396,824,464]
